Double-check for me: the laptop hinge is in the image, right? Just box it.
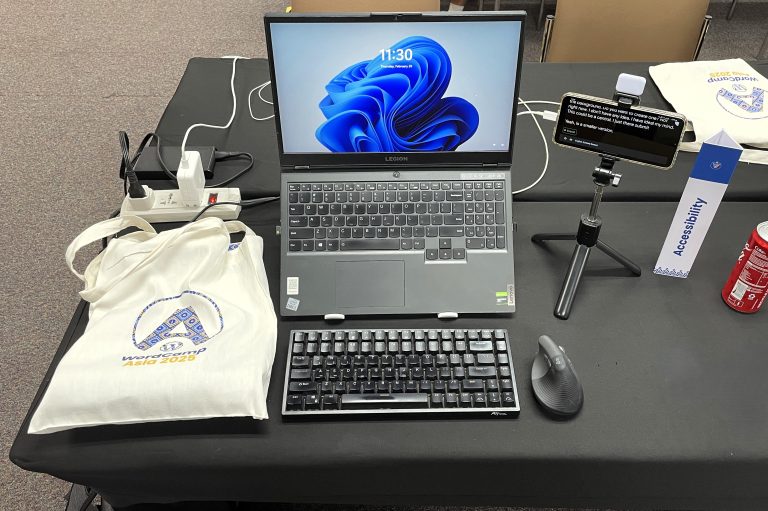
[482,163,501,167]
[294,165,310,170]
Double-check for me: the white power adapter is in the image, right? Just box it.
[120,150,242,223]
[177,150,206,207]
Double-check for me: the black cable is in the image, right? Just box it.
[189,196,279,223]
[119,131,146,198]
[119,131,131,196]
[150,132,178,182]
[77,487,98,511]
[209,151,254,187]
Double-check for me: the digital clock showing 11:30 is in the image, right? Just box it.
[379,48,414,61]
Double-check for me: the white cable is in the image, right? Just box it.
[249,81,274,121]
[512,98,551,195]
[519,99,561,107]
[518,109,559,121]
[258,83,273,105]
[180,56,241,162]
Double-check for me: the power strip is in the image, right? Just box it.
[120,186,241,223]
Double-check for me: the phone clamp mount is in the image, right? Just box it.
[531,78,646,320]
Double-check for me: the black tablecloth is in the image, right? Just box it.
[146,58,768,202]
[11,198,768,510]
[11,58,768,509]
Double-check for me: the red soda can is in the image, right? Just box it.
[722,221,768,313]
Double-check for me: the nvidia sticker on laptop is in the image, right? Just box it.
[654,130,743,278]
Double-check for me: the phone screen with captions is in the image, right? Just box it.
[553,93,686,168]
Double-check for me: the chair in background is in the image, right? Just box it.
[477,0,547,29]
[540,0,712,63]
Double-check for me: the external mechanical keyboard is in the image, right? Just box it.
[286,180,507,261]
[282,328,520,418]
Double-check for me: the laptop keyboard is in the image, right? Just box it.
[282,328,520,417]
[286,180,507,260]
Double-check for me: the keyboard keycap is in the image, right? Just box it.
[289,382,317,393]
[288,228,313,239]
[341,393,429,409]
[340,239,400,250]
[502,392,516,406]
[462,379,484,391]
[290,369,311,380]
[477,353,496,365]
[304,395,320,409]
[470,340,494,352]
[468,366,497,378]
[466,238,485,249]
[286,394,303,410]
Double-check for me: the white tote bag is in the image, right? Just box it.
[28,216,277,434]
[649,58,768,165]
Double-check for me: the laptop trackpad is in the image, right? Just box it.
[335,260,405,308]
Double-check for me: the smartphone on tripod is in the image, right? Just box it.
[553,93,687,169]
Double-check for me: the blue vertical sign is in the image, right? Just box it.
[654,130,743,278]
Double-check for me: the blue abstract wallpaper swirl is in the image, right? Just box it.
[315,36,479,153]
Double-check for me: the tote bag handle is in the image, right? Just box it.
[65,216,156,281]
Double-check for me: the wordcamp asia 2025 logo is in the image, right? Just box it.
[131,290,224,353]
[711,72,766,120]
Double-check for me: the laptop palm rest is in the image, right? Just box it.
[335,260,405,308]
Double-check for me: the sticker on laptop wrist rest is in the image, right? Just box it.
[286,297,300,312]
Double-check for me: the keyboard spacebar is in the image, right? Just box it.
[339,239,400,250]
[341,393,429,409]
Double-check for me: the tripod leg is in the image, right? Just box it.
[554,244,591,320]
[531,233,577,244]
[595,240,642,276]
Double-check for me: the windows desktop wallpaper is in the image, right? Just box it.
[270,21,521,154]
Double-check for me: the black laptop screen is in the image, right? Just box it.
[265,13,525,167]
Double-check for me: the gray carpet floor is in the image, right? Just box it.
[2,1,766,509]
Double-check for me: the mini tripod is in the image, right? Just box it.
[531,76,651,319]
[532,156,641,319]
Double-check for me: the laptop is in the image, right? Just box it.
[264,12,526,318]
[290,0,439,13]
